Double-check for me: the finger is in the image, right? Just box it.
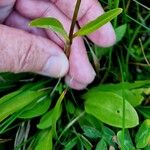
[0,25,69,77]
[78,1,116,47]
[0,0,16,23]
[65,75,88,90]
[16,0,71,47]
[5,11,47,38]
[16,0,96,89]
[65,38,96,90]
[51,0,116,47]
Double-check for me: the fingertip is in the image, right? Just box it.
[40,53,69,78]
[78,0,116,47]
[88,23,116,47]
[65,75,88,90]
[69,38,96,85]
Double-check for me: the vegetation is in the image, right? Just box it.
[0,0,150,149]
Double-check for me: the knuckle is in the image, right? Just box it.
[50,0,59,4]
[17,39,35,72]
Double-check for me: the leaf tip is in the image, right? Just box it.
[118,8,123,14]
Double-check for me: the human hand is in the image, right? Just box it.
[0,0,116,90]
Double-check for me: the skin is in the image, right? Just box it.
[0,0,116,90]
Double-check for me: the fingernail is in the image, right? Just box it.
[40,54,69,78]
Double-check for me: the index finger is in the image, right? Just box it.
[0,0,16,23]
[51,0,116,47]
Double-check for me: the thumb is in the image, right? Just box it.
[0,25,69,77]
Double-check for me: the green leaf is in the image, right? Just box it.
[35,129,52,150]
[95,138,107,150]
[74,8,122,37]
[86,80,150,93]
[115,24,127,43]
[0,82,15,92]
[0,90,23,105]
[102,126,115,146]
[81,125,101,139]
[37,107,61,129]
[84,80,150,107]
[78,134,92,150]
[0,89,47,122]
[123,89,144,107]
[84,92,139,128]
[66,101,75,114]
[144,145,150,150]
[37,89,67,136]
[117,130,135,150]
[135,119,150,148]
[18,96,51,119]
[29,17,69,41]
[64,137,78,150]
[137,106,150,119]
[79,114,102,131]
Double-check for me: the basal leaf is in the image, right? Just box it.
[64,137,78,150]
[50,89,67,136]
[123,89,144,107]
[37,107,61,129]
[135,119,150,148]
[137,106,150,119]
[74,8,122,37]
[29,17,69,41]
[35,129,52,150]
[37,89,67,133]
[0,89,47,122]
[95,138,107,150]
[66,101,75,114]
[117,130,135,150]
[84,92,139,128]
[86,80,150,93]
[81,125,101,139]
[79,114,102,131]
[18,96,51,119]
[84,80,150,107]
[102,126,115,146]
[0,90,22,105]
[78,134,92,150]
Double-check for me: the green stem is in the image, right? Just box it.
[117,54,125,150]
[65,0,81,57]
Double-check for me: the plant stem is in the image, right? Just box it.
[65,0,81,57]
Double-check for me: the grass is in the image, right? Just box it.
[0,0,150,150]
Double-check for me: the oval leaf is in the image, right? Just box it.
[135,119,150,148]
[115,24,127,43]
[74,8,122,37]
[29,17,69,41]
[117,130,135,150]
[84,92,139,128]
